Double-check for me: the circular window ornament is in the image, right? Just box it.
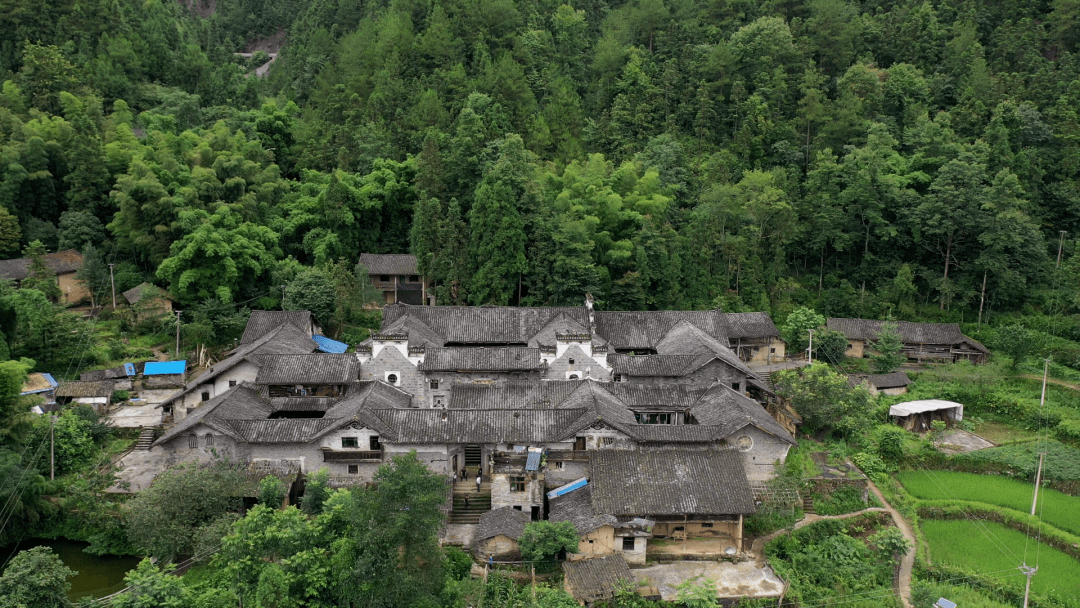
[735,435,753,452]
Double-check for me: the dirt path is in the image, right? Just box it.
[1020,374,1080,391]
[867,479,916,608]
[749,482,917,608]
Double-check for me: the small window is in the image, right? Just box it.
[409,275,419,282]
[588,539,594,544]
[228,380,236,387]
[430,379,439,389]
[201,391,210,402]
[531,505,540,521]
[554,461,564,470]
[568,374,579,380]
[513,505,523,511]
[731,383,739,390]
[601,437,615,446]
[342,437,359,448]
[674,526,685,532]
[348,464,359,474]
[568,358,575,364]
[385,372,399,385]
[204,434,214,447]
[510,476,526,492]
[622,537,635,551]
[701,522,713,528]
[770,348,776,353]
[369,436,380,450]
[188,435,198,448]
[434,396,445,408]
[380,275,390,282]
[846,343,853,350]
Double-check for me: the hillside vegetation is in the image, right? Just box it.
[1,0,1080,326]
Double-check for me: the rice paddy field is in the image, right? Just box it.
[922,520,1080,600]
[898,471,1080,535]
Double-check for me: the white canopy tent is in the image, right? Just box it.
[889,399,964,420]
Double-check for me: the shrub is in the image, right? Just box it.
[300,468,330,515]
[112,389,130,402]
[519,520,579,564]
[257,475,287,508]
[444,546,473,580]
[875,425,908,463]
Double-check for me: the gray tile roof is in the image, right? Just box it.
[154,384,273,445]
[122,282,171,305]
[227,418,338,443]
[160,323,318,408]
[599,383,706,409]
[449,381,581,409]
[0,249,83,280]
[556,382,641,438]
[689,384,796,444]
[715,311,781,340]
[527,313,605,348]
[562,556,633,604]
[370,408,587,443]
[549,485,618,535]
[380,315,445,348]
[476,506,532,541]
[865,372,911,388]
[655,320,761,379]
[358,253,419,276]
[608,353,708,376]
[589,449,756,516]
[383,304,588,344]
[266,396,340,411]
[592,310,732,350]
[418,347,542,371]
[826,318,989,353]
[240,311,314,345]
[251,354,360,384]
[56,380,114,398]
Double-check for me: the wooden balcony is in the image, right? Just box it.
[322,449,382,462]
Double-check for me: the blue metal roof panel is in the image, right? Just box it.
[526,451,542,471]
[312,335,349,354]
[144,360,187,376]
[124,363,136,376]
[547,477,588,500]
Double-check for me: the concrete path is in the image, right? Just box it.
[632,560,785,601]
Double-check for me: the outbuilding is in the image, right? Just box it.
[474,507,532,560]
[889,399,963,432]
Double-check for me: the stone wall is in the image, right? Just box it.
[569,525,616,561]
[732,425,793,482]
[359,345,425,407]
[476,535,520,560]
[491,471,544,517]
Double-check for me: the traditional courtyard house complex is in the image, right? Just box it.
[150,301,797,563]
[826,318,990,364]
[358,253,434,305]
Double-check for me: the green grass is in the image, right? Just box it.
[922,519,1080,600]
[899,471,1080,535]
[959,440,1080,481]
[913,580,1029,608]
[972,420,1039,444]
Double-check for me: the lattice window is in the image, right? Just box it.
[510,476,526,492]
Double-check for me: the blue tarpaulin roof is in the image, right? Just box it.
[525,450,542,471]
[312,335,349,354]
[547,477,588,500]
[144,360,187,376]
[124,363,136,376]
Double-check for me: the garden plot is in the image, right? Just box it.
[898,471,1080,535]
[922,520,1080,600]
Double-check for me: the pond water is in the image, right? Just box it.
[0,538,141,600]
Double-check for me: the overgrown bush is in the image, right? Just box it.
[812,485,867,516]
[257,475,287,508]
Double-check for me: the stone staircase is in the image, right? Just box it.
[134,427,156,451]
[448,480,491,524]
[802,494,815,514]
[759,371,775,391]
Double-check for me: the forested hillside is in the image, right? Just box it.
[3,0,1080,324]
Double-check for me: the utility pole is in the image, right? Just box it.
[1057,230,1067,270]
[107,262,116,311]
[175,311,182,358]
[1021,563,1038,608]
[807,329,813,364]
[279,285,286,308]
[50,414,55,481]
[977,271,987,329]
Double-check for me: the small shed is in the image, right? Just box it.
[849,372,911,396]
[475,507,532,560]
[889,399,963,432]
[143,360,187,389]
[562,555,634,605]
[55,380,115,413]
[22,372,58,400]
[122,283,174,316]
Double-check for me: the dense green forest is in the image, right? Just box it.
[4,0,1080,324]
